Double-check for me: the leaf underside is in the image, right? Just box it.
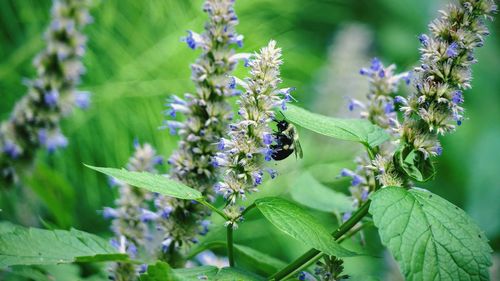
[369,187,492,281]
[255,197,356,257]
[85,165,202,200]
[284,104,389,148]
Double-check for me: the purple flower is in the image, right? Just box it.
[139,264,148,274]
[102,207,119,219]
[451,90,464,104]
[253,171,263,186]
[44,90,59,107]
[266,168,278,179]
[370,57,382,71]
[127,242,138,257]
[394,96,407,104]
[161,206,173,219]
[434,145,443,156]
[263,148,273,161]
[342,212,352,222]
[218,139,225,150]
[75,91,90,109]
[351,175,363,186]
[446,42,459,58]
[110,238,120,249]
[153,155,164,165]
[384,101,395,114]
[39,130,68,153]
[2,141,21,159]
[183,31,204,49]
[340,168,354,177]
[228,76,236,89]
[378,69,385,78]
[263,133,273,145]
[140,209,159,222]
[418,34,430,47]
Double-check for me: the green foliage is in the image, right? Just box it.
[139,262,178,281]
[255,197,356,257]
[139,262,263,281]
[0,223,127,268]
[369,187,492,281]
[85,165,202,200]
[233,244,286,275]
[393,144,435,182]
[290,171,353,213]
[284,104,389,148]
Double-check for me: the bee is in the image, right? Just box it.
[270,117,303,161]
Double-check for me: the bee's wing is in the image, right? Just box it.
[295,140,304,159]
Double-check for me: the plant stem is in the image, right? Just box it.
[199,199,229,220]
[269,200,371,280]
[227,223,235,267]
[239,202,256,218]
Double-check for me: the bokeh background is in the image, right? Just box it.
[1,0,499,280]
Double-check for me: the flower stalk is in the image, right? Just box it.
[0,0,92,185]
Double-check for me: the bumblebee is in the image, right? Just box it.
[270,118,303,161]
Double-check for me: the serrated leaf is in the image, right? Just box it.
[284,104,389,148]
[85,165,202,200]
[139,262,178,281]
[255,197,356,257]
[215,267,265,281]
[290,172,353,213]
[369,187,492,281]
[0,225,127,267]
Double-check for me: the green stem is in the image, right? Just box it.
[239,202,256,218]
[270,201,371,280]
[227,224,235,267]
[199,199,229,220]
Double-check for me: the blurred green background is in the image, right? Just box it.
[1,0,499,280]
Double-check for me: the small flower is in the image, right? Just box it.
[451,90,464,104]
[103,207,119,219]
[140,208,160,223]
[418,34,430,47]
[44,90,59,107]
[183,31,204,50]
[446,42,459,58]
[75,91,91,109]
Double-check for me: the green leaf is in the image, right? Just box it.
[215,267,265,281]
[393,144,435,182]
[255,197,356,257]
[175,266,218,281]
[233,244,286,275]
[290,172,354,213]
[139,264,262,281]
[85,165,202,200]
[0,225,128,267]
[284,104,389,148]
[369,187,492,281]
[139,262,179,281]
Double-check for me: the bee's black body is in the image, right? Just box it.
[270,120,303,161]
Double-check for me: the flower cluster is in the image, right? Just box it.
[348,57,410,131]
[0,0,92,185]
[103,141,163,281]
[396,0,497,159]
[340,58,409,218]
[213,40,292,220]
[156,0,245,260]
